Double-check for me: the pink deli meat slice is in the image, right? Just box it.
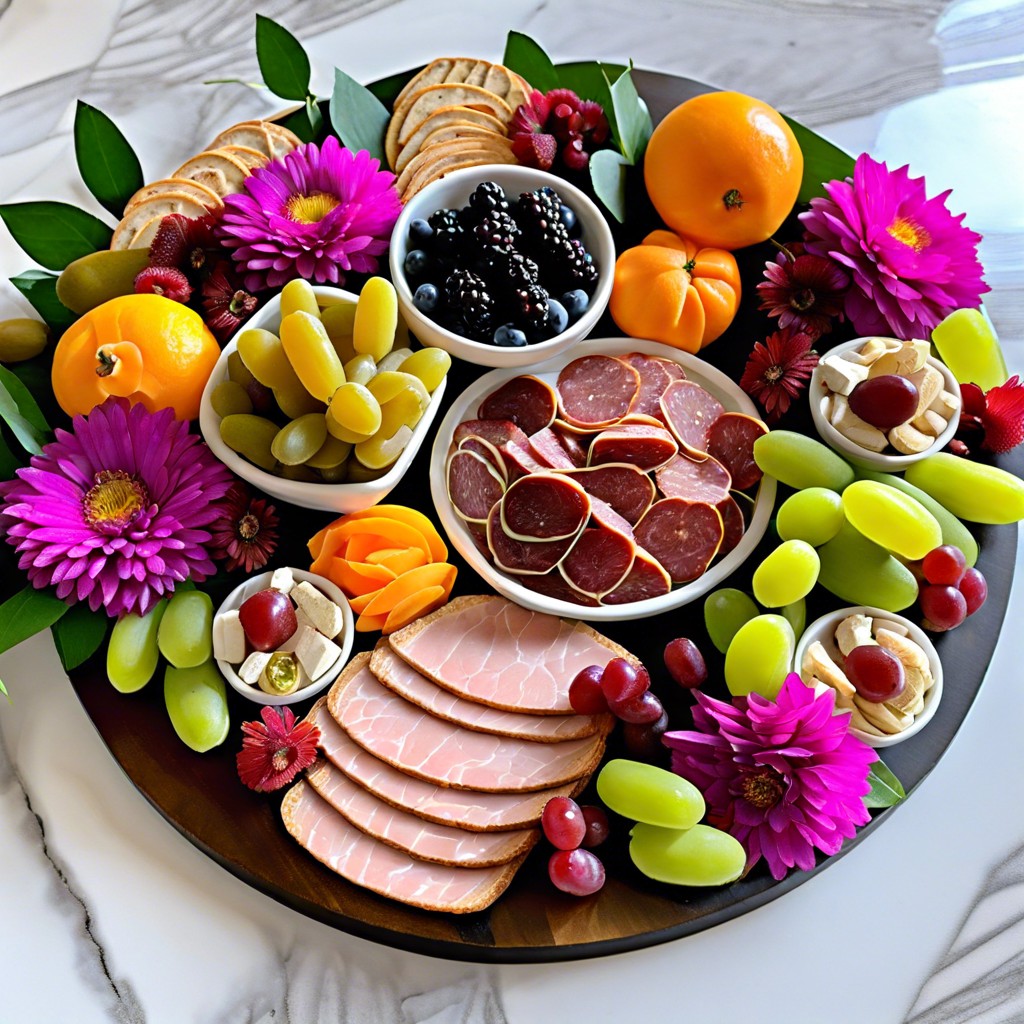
[623,352,680,417]
[655,453,733,504]
[388,594,634,713]
[556,354,641,427]
[500,472,591,541]
[550,426,588,466]
[634,497,725,584]
[588,424,679,471]
[454,419,543,478]
[446,449,505,522]
[529,427,578,469]
[601,546,673,605]
[308,701,580,831]
[706,412,768,491]
[457,435,508,482]
[282,780,525,913]
[558,498,636,598]
[517,570,601,607]
[561,463,655,525]
[478,375,557,436]
[486,503,579,575]
[305,759,538,867]
[370,643,607,741]
[328,657,605,790]
[659,379,725,460]
[716,494,746,556]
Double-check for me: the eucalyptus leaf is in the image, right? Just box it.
[502,31,559,93]
[864,759,906,809]
[305,95,323,138]
[330,67,391,164]
[255,14,311,102]
[0,587,68,658]
[0,365,49,456]
[0,202,113,271]
[73,101,145,218]
[783,115,856,204]
[51,604,108,672]
[10,270,76,333]
[0,364,48,433]
[590,149,630,223]
[607,65,652,164]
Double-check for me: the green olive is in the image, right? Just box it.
[0,318,50,363]
[55,248,151,314]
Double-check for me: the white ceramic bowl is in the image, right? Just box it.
[809,337,961,471]
[198,285,447,514]
[793,604,943,747]
[429,336,778,621]
[213,569,354,706]
[389,165,615,369]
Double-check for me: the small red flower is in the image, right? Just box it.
[237,706,320,793]
[740,327,819,423]
[963,376,1024,454]
[209,482,279,573]
[148,213,219,278]
[134,265,192,303]
[201,261,259,340]
[756,244,849,341]
[510,88,609,172]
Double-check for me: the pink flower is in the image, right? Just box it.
[237,706,320,792]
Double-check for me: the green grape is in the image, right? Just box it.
[210,379,253,417]
[327,382,382,436]
[343,353,378,386]
[227,351,255,388]
[776,487,844,546]
[317,461,350,483]
[629,823,747,886]
[399,348,451,393]
[271,413,327,466]
[306,433,352,470]
[596,759,705,829]
[320,300,357,349]
[704,588,759,653]
[752,540,819,608]
[279,311,346,403]
[366,370,428,406]
[931,307,1008,392]
[353,276,398,361]
[354,424,413,470]
[345,460,387,482]
[725,614,795,698]
[157,589,213,669]
[817,521,919,611]
[781,598,806,639]
[220,414,279,472]
[163,659,229,753]
[842,480,942,559]
[106,600,167,693]
[753,430,854,491]
[376,347,414,374]
[236,327,321,418]
[280,463,319,482]
[280,278,321,320]
[905,452,1024,525]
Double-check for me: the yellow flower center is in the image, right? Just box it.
[887,216,931,253]
[83,470,147,532]
[286,191,341,224]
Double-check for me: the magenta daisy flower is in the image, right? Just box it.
[800,153,989,339]
[0,399,234,617]
[216,137,401,293]
[663,674,877,880]
[756,244,849,340]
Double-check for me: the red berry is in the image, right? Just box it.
[569,665,608,715]
[238,588,297,651]
[919,584,968,632]
[548,848,605,896]
[922,545,967,586]
[134,265,192,303]
[612,690,664,724]
[848,375,919,431]
[541,796,586,850]
[663,638,707,688]
[600,657,649,705]
[580,806,610,848]
[623,709,670,761]
[959,567,988,615]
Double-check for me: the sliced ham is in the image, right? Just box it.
[478,375,557,436]
[561,463,655,525]
[588,424,678,471]
[556,355,641,427]
[601,546,673,605]
[706,411,767,491]
[659,379,725,460]
[500,472,591,542]
[446,448,504,523]
[655,453,732,505]
[634,497,724,584]
[486,503,579,575]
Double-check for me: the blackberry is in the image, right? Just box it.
[427,208,464,257]
[513,283,550,339]
[514,188,568,246]
[445,269,494,340]
[468,181,509,217]
[471,210,520,250]
[542,234,600,294]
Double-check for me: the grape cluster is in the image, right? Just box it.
[541,796,609,896]
[918,544,987,631]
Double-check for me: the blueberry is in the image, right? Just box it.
[561,289,589,320]
[493,324,528,348]
[560,204,580,237]
[404,249,429,277]
[413,283,439,313]
[546,299,569,335]
[408,218,433,246]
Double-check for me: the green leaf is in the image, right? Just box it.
[0,677,8,699]
[330,67,391,164]
[0,587,68,658]
[51,603,108,672]
[555,61,627,145]
[305,95,323,138]
[0,202,113,271]
[10,270,76,333]
[0,364,49,455]
[864,759,906,809]
[590,149,631,223]
[255,14,311,102]
[502,31,559,93]
[73,101,145,219]
[607,65,652,164]
[783,115,856,204]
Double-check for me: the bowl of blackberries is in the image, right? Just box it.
[389,165,615,368]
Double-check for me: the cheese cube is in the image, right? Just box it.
[820,355,869,396]
[292,581,343,639]
[294,625,343,680]
[270,567,295,594]
[239,651,271,686]
[212,610,246,663]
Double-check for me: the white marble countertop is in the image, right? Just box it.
[2,1,1023,1021]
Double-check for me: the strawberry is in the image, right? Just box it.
[134,266,192,303]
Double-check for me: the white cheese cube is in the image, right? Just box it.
[820,355,869,396]
[238,651,271,686]
[294,625,343,680]
[269,567,295,594]
[212,610,246,664]
[292,581,344,639]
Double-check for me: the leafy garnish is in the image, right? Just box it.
[503,31,559,93]
[330,67,391,164]
[589,150,630,222]
[0,364,50,456]
[0,587,68,660]
[255,14,312,102]
[73,101,144,219]
[51,603,108,672]
[783,115,856,204]
[864,759,906,809]
[10,270,76,333]
[606,64,652,164]
[0,202,113,271]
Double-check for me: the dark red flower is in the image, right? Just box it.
[510,88,609,172]
[739,327,820,422]
[756,245,849,341]
[237,706,320,793]
[201,261,259,340]
[209,482,279,573]
[148,213,220,279]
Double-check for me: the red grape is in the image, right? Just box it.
[844,645,905,703]
[569,665,608,715]
[548,848,606,896]
[922,545,967,586]
[238,589,297,652]
[541,796,586,850]
[848,375,919,431]
[663,637,707,688]
[623,708,670,761]
[919,584,968,632]
[600,657,649,704]
[612,690,664,724]
[580,806,610,848]
[959,567,988,615]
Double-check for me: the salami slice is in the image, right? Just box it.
[486,504,579,575]
[561,463,655,525]
[559,498,636,597]
[716,494,746,557]
[551,427,588,467]
[453,419,543,479]
[478,375,558,437]
[501,473,591,542]
[457,435,508,482]
[623,353,679,418]
[659,379,725,460]
[601,546,672,605]
[706,412,768,491]
[588,424,679,471]
[655,453,732,505]
[634,497,724,584]
[518,570,600,607]
[654,356,687,382]
[557,355,641,428]
[529,427,577,469]
[447,449,505,523]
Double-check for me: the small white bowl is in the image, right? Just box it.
[198,285,446,514]
[809,337,961,471]
[389,165,615,369]
[214,569,354,706]
[793,604,943,747]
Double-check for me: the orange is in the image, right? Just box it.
[51,294,220,420]
[643,91,803,251]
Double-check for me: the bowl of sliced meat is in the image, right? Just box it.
[429,337,777,620]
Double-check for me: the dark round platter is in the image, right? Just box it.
[65,69,1020,963]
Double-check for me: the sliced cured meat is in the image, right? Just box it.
[623,352,679,418]
[308,701,580,831]
[282,780,525,913]
[388,595,634,713]
[561,463,655,525]
[618,413,665,427]
[588,424,679,471]
[486,503,578,575]
[550,427,588,467]
[559,498,636,597]
[529,427,577,469]
[660,379,725,460]
[500,473,590,541]
[602,546,673,605]
[653,355,687,381]
[464,520,491,558]
[370,643,607,741]
[457,435,508,482]
[716,494,746,556]
[655,453,732,505]
[329,655,606,789]
[453,419,542,479]
[478,375,557,436]
[305,759,539,867]
[446,449,504,523]
[706,412,768,491]
[634,497,724,584]
[516,571,600,607]
[556,355,640,427]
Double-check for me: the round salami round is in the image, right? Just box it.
[659,379,725,459]
[556,355,641,427]
[706,412,768,491]
[446,449,505,523]
[655,453,732,505]
[486,505,580,576]
[478,375,558,437]
[501,473,592,542]
[634,498,724,584]
[601,547,672,605]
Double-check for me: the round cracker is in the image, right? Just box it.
[396,137,513,196]
[173,150,251,197]
[125,177,222,213]
[401,149,517,203]
[394,105,508,173]
[110,191,210,250]
[219,144,270,169]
